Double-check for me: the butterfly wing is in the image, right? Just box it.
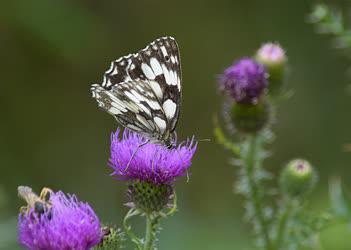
[91,80,169,137]
[91,36,182,137]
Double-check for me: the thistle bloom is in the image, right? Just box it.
[109,129,197,185]
[219,58,268,104]
[256,43,286,66]
[18,190,102,250]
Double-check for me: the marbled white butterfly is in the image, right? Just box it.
[91,36,181,148]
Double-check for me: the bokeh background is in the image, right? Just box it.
[1,0,351,249]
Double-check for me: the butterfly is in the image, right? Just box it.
[91,36,181,148]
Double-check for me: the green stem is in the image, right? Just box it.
[143,214,153,250]
[273,200,294,250]
[245,134,272,250]
[143,213,159,250]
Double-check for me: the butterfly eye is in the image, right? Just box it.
[165,55,170,61]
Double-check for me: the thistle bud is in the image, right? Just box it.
[128,181,173,213]
[98,226,124,249]
[256,43,287,94]
[280,159,317,197]
[231,100,270,133]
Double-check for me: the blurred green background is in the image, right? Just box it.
[1,0,351,249]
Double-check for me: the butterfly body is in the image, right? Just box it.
[91,37,182,148]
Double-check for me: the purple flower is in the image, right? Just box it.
[109,129,197,185]
[18,190,102,250]
[219,58,268,104]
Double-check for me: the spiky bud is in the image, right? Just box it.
[256,43,287,94]
[97,226,124,250]
[280,159,317,197]
[231,100,270,133]
[128,181,173,213]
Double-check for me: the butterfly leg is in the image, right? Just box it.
[151,148,161,173]
[124,139,149,172]
[151,153,155,173]
[172,147,190,182]
[186,169,190,183]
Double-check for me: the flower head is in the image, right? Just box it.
[256,43,287,94]
[219,58,268,104]
[109,129,197,185]
[18,188,102,250]
[256,43,286,66]
[280,159,317,197]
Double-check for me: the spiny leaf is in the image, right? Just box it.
[213,117,240,155]
[329,177,351,219]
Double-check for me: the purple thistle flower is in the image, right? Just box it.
[109,129,197,185]
[18,190,102,250]
[219,58,268,104]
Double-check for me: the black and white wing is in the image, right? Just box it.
[91,36,181,140]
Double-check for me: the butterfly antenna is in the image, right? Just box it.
[343,144,351,152]
[124,139,149,172]
[198,138,211,143]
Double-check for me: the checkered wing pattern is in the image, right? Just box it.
[91,36,181,143]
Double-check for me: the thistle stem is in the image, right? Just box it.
[245,134,272,250]
[143,214,153,250]
[274,200,293,249]
[143,213,161,250]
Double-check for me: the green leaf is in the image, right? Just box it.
[213,117,240,155]
[329,177,351,219]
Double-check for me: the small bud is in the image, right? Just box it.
[231,100,270,133]
[308,4,329,23]
[98,226,124,249]
[256,43,287,94]
[280,159,317,197]
[128,181,173,213]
